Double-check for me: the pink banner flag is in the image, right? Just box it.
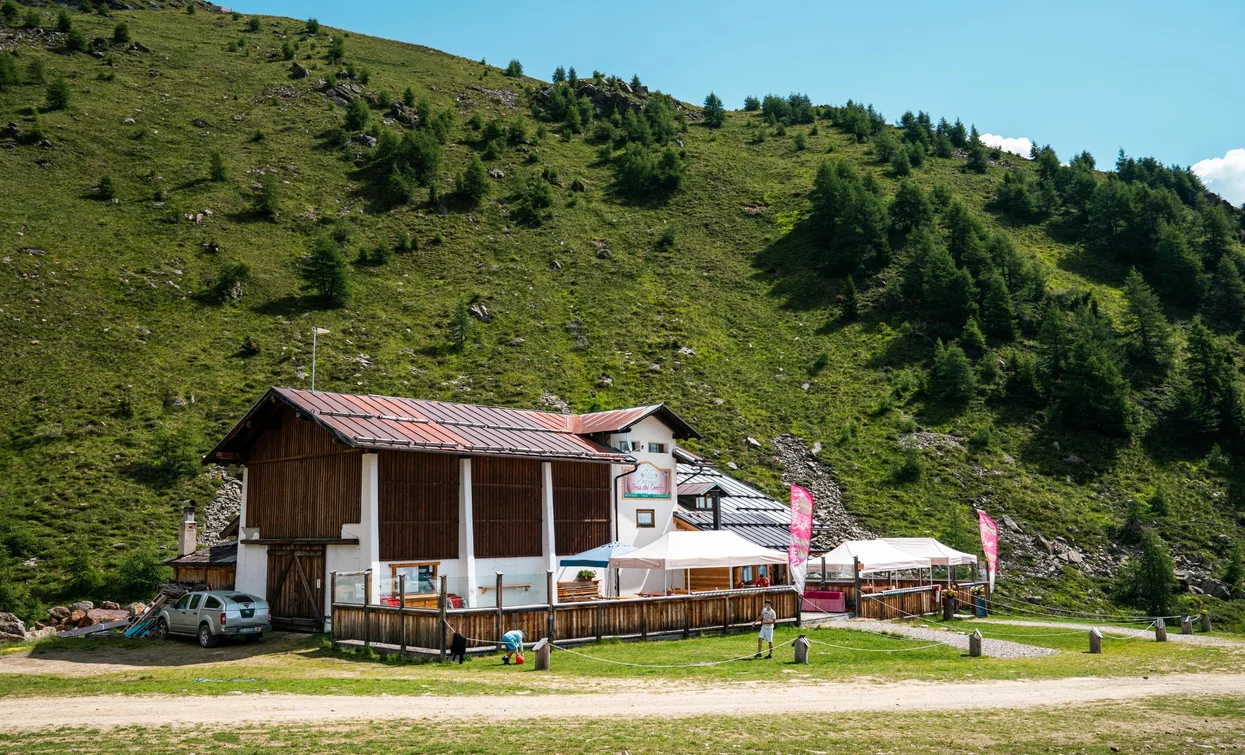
[978,510,999,591]
[788,485,814,596]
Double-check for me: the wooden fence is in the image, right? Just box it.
[330,570,799,657]
[809,578,989,615]
[857,585,937,620]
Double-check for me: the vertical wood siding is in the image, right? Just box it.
[472,457,542,558]
[552,461,611,555]
[378,451,460,561]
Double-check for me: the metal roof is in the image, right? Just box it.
[677,481,728,497]
[207,388,694,464]
[165,540,237,566]
[576,404,700,439]
[674,463,826,551]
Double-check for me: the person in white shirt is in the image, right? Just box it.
[755,599,776,659]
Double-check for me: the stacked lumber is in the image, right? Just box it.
[124,585,189,638]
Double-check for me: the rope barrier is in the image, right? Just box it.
[549,638,798,668]
[805,636,946,653]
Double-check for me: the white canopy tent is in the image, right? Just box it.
[806,539,932,575]
[881,538,978,566]
[610,530,788,570]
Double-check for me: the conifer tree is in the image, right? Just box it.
[1154,222,1208,306]
[1149,484,1171,518]
[949,118,968,148]
[743,95,759,112]
[981,275,1017,341]
[630,73,641,89]
[1037,306,1069,390]
[1124,530,1175,616]
[1176,317,1245,437]
[929,340,977,403]
[552,65,566,83]
[455,154,490,206]
[1207,254,1245,330]
[1057,307,1133,434]
[703,91,725,128]
[1121,267,1174,368]
[965,125,988,173]
[451,298,471,350]
[298,238,350,307]
[921,243,976,334]
[888,180,933,236]
[890,146,911,177]
[567,66,578,85]
[960,317,987,358]
[1224,543,1244,591]
[208,150,228,182]
[840,276,859,320]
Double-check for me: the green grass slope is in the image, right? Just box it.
[0,6,1241,619]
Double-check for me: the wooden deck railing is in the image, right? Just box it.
[329,571,799,657]
[857,585,937,620]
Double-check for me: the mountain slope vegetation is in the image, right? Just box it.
[2,3,1244,623]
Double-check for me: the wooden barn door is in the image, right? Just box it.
[266,544,326,632]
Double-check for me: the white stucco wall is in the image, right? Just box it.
[608,416,678,595]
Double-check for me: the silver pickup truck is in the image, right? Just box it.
[156,591,271,647]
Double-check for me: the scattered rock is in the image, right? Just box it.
[100,601,120,610]
[509,336,524,346]
[488,169,505,179]
[1201,578,1232,600]
[900,432,962,450]
[290,62,309,79]
[538,392,571,414]
[46,606,69,622]
[548,260,562,271]
[124,602,147,618]
[468,303,493,323]
[745,437,762,449]
[1000,515,1023,534]
[771,434,871,549]
[68,601,94,613]
[130,41,153,53]
[570,178,589,192]
[597,375,613,388]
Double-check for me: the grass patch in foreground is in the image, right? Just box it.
[0,696,1241,753]
[3,623,1243,698]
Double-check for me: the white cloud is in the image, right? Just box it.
[979,133,1033,158]
[1192,149,1245,206]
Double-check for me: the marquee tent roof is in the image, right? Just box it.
[807,540,932,574]
[609,531,788,570]
[881,538,978,566]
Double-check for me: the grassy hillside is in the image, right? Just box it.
[1,4,1242,620]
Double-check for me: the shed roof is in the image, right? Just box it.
[206,388,698,464]
[165,540,237,566]
[674,462,827,551]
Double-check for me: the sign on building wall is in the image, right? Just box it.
[623,462,672,498]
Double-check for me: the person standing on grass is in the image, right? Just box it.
[754,599,776,658]
[501,628,525,665]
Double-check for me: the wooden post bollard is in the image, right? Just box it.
[1089,627,1102,654]
[968,629,982,658]
[1154,618,1167,642]
[1181,616,1193,635]
[439,574,449,662]
[533,638,550,671]
[794,634,810,664]
[1201,613,1212,633]
[942,594,956,621]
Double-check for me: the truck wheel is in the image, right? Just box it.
[198,623,219,648]
[154,618,169,640]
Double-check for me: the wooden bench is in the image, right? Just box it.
[557,580,600,603]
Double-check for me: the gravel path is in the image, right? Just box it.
[5,674,1245,730]
[833,618,1059,658]
[975,619,1245,648]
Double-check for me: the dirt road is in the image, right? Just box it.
[3,673,1244,730]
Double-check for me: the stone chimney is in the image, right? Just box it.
[178,505,198,557]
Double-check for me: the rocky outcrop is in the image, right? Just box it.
[770,434,871,548]
[0,612,25,643]
[289,62,309,79]
[202,466,242,547]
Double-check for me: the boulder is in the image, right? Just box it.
[69,601,94,612]
[745,437,762,449]
[570,178,589,192]
[124,602,147,617]
[488,169,505,179]
[68,609,86,625]
[130,41,153,53]
[1000,515,1023,533]
[1,122,21,140]
[468,303,493,323]
[0,612,25,642]
[46,606,70,622]
[25,626,57,642]
[1201,578,1232,600]
[290,62,309,79]
[101,601,120,610]
[1035,535,1055,556]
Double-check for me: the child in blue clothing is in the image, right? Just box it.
[501,628,525,664]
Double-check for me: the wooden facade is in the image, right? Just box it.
[378,451,459,561]
[551,461,611,556]
[331,586,799,654]
[472,457,542,558]
[170,564,235,591]
[244,406,362,539]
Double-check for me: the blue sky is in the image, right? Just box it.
[234,1,1245,203]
